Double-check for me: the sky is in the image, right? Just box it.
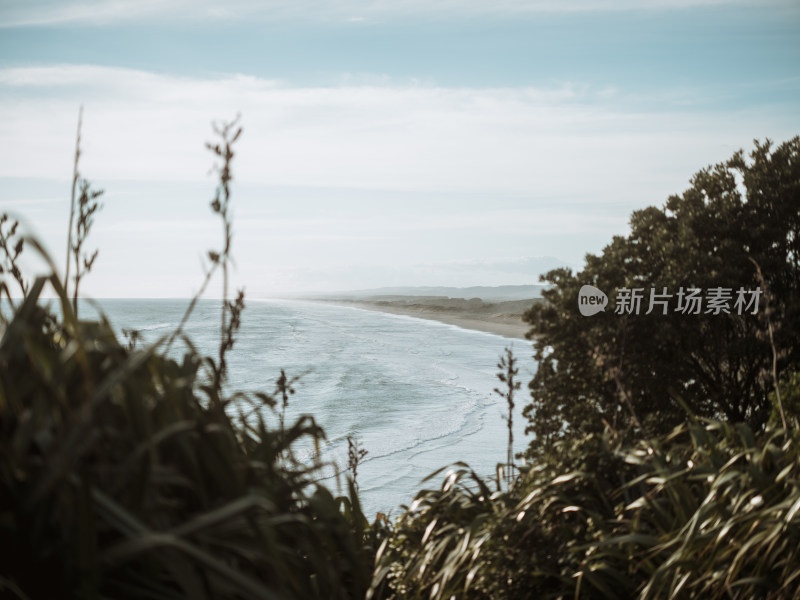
[1,0,798,298]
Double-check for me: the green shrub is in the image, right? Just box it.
[370,418,800,599]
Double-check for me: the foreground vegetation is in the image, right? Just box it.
[2,123,799,598]
[1,276,380,599]
[372,416,800,599]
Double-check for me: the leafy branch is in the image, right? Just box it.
[65,106,82,290]
[0,213,28,299]
[494,346,521,488]
[275,368,298,433]
[347,435,368,492]
[64,107,103,317]
[166,117,244,393]
[206,117,243,380]
[750,257,788,429]
[70,180,103,316]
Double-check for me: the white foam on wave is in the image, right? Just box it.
[136,322,173,332]
[95,298,536,515]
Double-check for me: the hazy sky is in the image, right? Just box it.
[1,0,798,297]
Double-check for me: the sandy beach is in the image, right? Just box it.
[313,297,539,340]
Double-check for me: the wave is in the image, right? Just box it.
[95,298,533,514]
[134,322,173,332]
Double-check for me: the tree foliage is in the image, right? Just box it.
[523,137,800,451]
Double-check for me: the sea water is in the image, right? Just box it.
[81,298,535,516]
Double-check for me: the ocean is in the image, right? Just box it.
[82,298,535,516]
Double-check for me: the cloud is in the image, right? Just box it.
[2,63,797,296]
[1,64,793,204]
[0,0,790,27]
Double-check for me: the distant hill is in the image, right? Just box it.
[301,284,548,302]
[260,256,573,299]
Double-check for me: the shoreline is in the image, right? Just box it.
[312,299,533,340]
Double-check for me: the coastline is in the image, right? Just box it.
[311,298,536,340]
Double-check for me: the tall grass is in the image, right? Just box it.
[0,274,380,599]
[369,414,800,599]
[0,118,380,599]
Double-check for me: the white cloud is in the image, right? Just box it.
[1,64,792,203]
[2,63,797,296]
[0,0,790,27]
[2,64,794,243]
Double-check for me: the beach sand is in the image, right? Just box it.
[314,297,538,340]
